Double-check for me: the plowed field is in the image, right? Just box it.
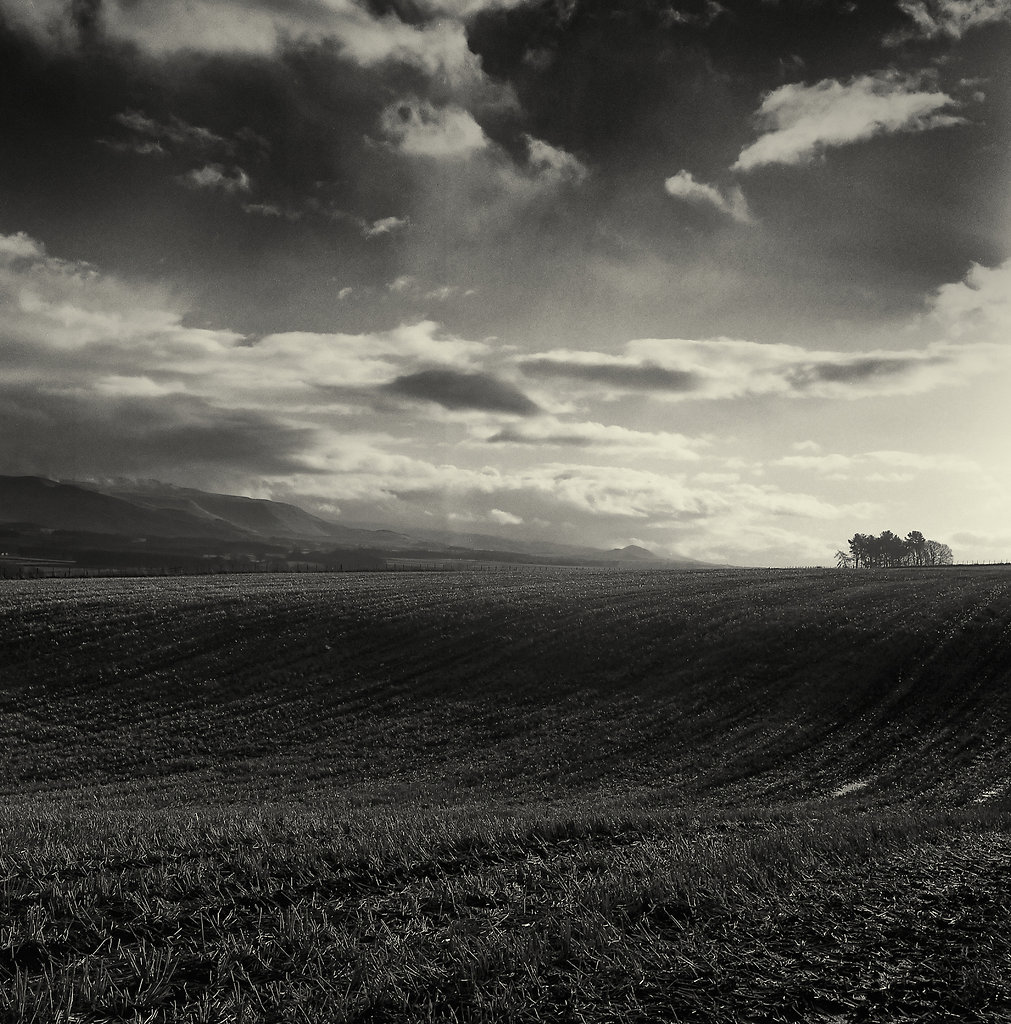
[1,567,1009,1021]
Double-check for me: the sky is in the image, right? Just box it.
[1,0,1009,566]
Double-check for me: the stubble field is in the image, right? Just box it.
[1,567,1009,1021]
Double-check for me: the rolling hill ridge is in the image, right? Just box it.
[0,475,711,567]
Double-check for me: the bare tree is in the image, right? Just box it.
[924,540,953,566]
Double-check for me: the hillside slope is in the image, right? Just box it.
[0,476,713,565]
[0,476,248,540]
[100,480,405,544]
[1,567,1009,811]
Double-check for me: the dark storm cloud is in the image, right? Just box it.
[520,358,700,393]
[454,0,1003,332]
[0,15,421,330]
[70,0,102,43]
[487,427,592,446]
[382,370,540,414]
[466,0,913,169]
[789,354,950,389]
[0,386,319,481]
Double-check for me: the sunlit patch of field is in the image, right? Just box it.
[1,567,1010,1020]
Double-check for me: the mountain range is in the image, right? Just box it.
[0,476,716,569]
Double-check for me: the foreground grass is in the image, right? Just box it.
[1,803,1009,1022]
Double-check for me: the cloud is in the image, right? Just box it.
[97,138,168,157]
[774,449,982,480]
[0,229,877,563]
[488,507,522,525]
[179,164,252,193]
[280,445,878,566]
[0,232,47,263]
[786,354,950,389]
[364,215,409,238]
[1,0,479,82]
[0,385,317,485]
[413,0,534,13]
[524,134,588,185]
[2,229,1003,566]
[520,331,998,403]
[244,322,490,391]
[113,110,230,152]
[380,99,488,158]
[0,230,492,434]
[242,201,303,221]
[520,357,700,394]
[385,276,469,302]
[6,229,1001,432]
[382,369,539,414]
[374,113,588,244]
[309,205,412,236]
[733,71,964,171]
[928,259,1011,340]
[388,275,418,294]
[950,530,1011,551]
[889,0,1011,41]
[663,170,751,222]
[499,464,867,523]
[484,417,704,460]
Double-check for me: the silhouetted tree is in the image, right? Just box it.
[878,530,907,567]
[843,530,952,568]
[923,539,953,566]
[848,533,871,568]
[905,530,926,566]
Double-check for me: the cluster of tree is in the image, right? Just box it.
[836,530,953,569]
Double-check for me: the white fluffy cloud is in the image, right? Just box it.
[524,135,589,185]
[928,259,1011,340]
[664,170,752,222]
[380,99,488,158]
[301,455,864,524]
[0,231,487,405]
[520,258,1011,403]
[487,507,523,525]
[364,216,410,238]
[0,0,478,81]
[0,232,47,263]
[890,0,1011,41]
[733,71,964,171]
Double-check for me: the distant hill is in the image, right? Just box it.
[99,481,410,545]
[392,530,715,568]
[603,544,664,561]
[0,476,406,547]
[0,475,720,569]
[0,476,245,541]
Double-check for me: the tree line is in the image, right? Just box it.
[836,530,953,569]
